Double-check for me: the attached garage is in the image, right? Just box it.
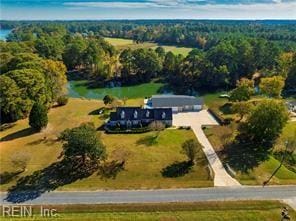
[149,95,203,112]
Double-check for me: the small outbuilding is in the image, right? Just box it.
[146,95,203,112]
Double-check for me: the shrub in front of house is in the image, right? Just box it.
[105,126,152,134]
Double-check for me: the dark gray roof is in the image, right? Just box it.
[110,107,172,121]
[151,95,203,108]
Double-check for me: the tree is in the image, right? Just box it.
[29,102,48,131]
[259,76,285,98]
[230,78,254,102]
[0,75,31,122]
[60,123,106,163]
[42,59,67,104]
[62,37,87,70]
[232,101,253,121]
[284,53,296,91]
[163,51,176,74]
[181,139,202,164]
[35,35,65,60]
[243,99,289,144]
[155,46,165,59]
[5,68,47,104]
[103,95,115,106]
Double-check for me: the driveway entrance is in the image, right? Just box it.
[173,110,241,187]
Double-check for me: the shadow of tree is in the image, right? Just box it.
[27,138,59,146]
[136,135,158,146]
[1,128,35,141]
[5,158,98,203]
[0,171,23,185]
[161,161,193,178]
[221,141,271,173]
[98,160,125,180]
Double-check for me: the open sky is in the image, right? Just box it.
[1,0,296,20]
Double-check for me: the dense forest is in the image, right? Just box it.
[0,20,295,122]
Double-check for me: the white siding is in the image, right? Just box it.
[172,107,178,112]
[193,105,202,110]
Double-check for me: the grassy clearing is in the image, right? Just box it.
[104,37,193,56]
[152,45,193,56]
[104,37,157,50]
[0,98,212,191]
[68,80,164,99]
[204,122,296,185]
[1,201,294,221]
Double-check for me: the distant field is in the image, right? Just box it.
[0,98,212,191]
[105,37,193,56]
[152,45,193,56]
[68,80,165,99]
[1,201,294,221]
[104,37,134,46]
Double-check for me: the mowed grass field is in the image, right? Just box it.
[0,98,213,191]
[104,37,193,56]
[1,201,295,221]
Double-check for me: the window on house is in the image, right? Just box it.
[120,110,125,119]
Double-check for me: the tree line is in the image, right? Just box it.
[2,20,296,50]
[1,22,295,122]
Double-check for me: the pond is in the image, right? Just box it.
[0,29,11,41]
[67,80,166,99]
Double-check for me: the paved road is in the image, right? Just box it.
[1,186,296,206]
[173,111,241,187]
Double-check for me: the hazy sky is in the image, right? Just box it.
[1,0,296,20]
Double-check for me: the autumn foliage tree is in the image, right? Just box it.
[259,76,285,98]
[182,139,202,164]
[230,78,254,102]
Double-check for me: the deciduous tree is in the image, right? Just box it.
[259,76,285,98]
[243,99,288,144]
[60,123,106,163]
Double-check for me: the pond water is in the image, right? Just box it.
[0,29,11,41]
[68,80,166,99]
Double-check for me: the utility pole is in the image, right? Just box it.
[263,141,289,187]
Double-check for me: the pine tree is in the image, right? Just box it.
[29,102,48,131]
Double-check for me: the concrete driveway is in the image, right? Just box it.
[173,110,241,187]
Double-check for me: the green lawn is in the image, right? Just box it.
[104,37,193,56]
[68,80,164,99]
[204,122,296,185]
[1,201,294,221]
[0,98,212,191]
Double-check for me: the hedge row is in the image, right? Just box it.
[105,126,152,134]
[207,108,231,125]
